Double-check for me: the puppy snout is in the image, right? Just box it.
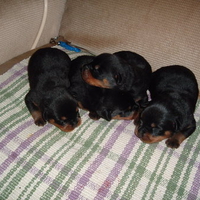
[65,117,80,127]
[136,131,144,138]
[70,119,79,127]
[136,127,148,138]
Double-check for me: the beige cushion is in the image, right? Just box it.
[60,0,200,86]
[0,0,66,65]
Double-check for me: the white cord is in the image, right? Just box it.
[31,0,48,50]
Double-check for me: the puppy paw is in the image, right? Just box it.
[31,111,46,126]
[34,118,46,126]
[89,112,100,120]
[165,138,180,149]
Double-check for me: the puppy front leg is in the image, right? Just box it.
[166,123,196,148]
[165,132,186,149]
[25,91,46,126]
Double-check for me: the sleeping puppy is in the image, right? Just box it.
[25,47,81,132]
[69,55,138,121]
[81,51,152,107]
[134,65,199,148]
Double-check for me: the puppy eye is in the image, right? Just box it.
[114,73,122,85]
[94,65,100,70]
[70,91,77,98]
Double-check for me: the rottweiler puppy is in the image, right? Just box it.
[134,65,199,148]
[25,47,81,132]
[69,55,138,121]
[81,51,152,107]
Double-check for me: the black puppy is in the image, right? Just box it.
[25,47,81,132]
[69,55,138,121]
[81,51,152,107]
[134,65,199,148]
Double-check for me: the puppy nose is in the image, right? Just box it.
[69,117,80,127]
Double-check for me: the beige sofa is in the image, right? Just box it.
[1,0,200,87]
[1,1,200,199]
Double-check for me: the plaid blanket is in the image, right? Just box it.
[0,46,200,200]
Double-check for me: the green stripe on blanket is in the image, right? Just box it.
[0,46,200,200]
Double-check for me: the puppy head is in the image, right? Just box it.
[43,90,81,132]
[96,90,138,121]
[82,53,128,89]
[134,105,176,143]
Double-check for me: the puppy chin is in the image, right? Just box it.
[138,134,158,144]
[137,133,167,144]
[49,118,81,132]
[134,127,154,143]
[134,127,171,144]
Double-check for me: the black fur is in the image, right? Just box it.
[134,65,199,148]
[82,51,152,107]
[25,47,81,132]
[69,55,138,121]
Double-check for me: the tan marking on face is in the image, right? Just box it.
[134,127,172,144]
[151,123,156,128]
[101,79,110,88]
[82,68,111,88]
[141,131,172,144]
[49,117,81,132]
